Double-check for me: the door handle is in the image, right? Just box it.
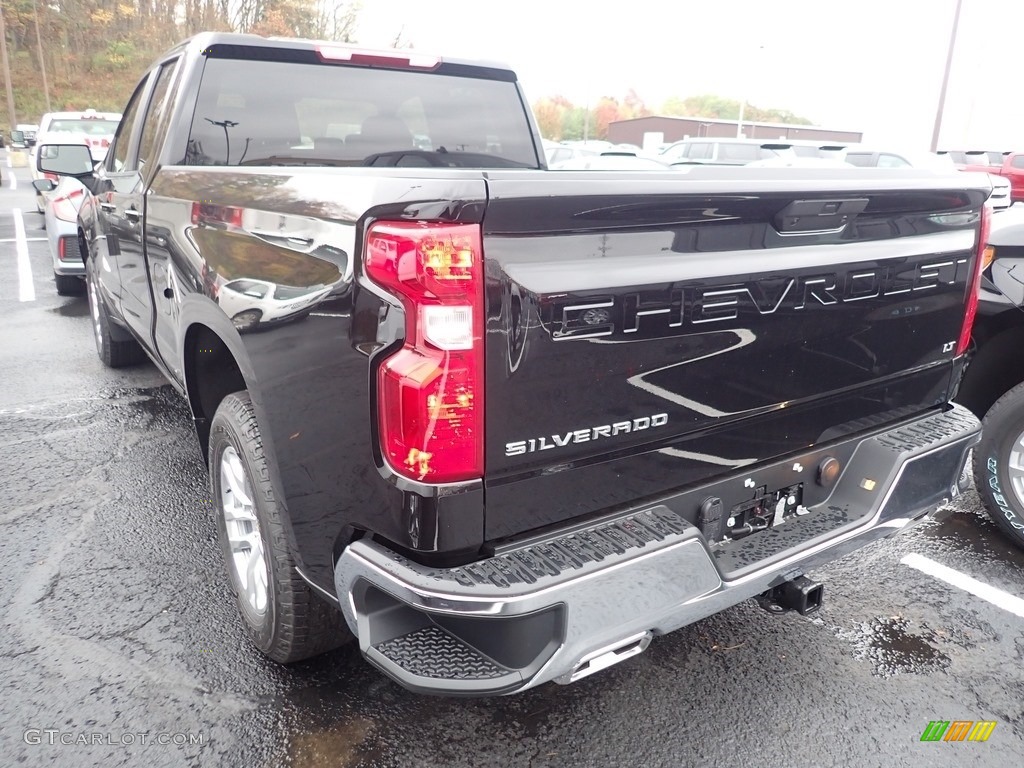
[125,208,142,222]
[100,202,116,213]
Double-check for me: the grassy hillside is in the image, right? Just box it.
[2,47,150,127]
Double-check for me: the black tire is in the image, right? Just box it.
[54,272,84,296]
[209,391,349,663]
[973,381,1024,549]
[85,258,147,368]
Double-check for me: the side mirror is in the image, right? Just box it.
[37,143,95,177]
[32,179,56,193]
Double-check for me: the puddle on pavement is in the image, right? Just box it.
[103,384,191,425]
[840,616,950,677]
[47,296,88,315]
[287,717,382,768]
[924,509,1024,569]
[49,299,89,317]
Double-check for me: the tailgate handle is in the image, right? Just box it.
[774,198,868,235]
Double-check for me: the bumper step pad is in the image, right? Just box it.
[448,506,690,589]
[375,626,509,680]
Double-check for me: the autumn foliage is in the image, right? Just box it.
[0,1,361,127]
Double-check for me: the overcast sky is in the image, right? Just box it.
[358,0,1021,150]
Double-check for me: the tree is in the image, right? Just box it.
[0,0,365,128]
[560,106,590,141]
[622,88,650,119]
[532,98,563,140]
[593,97,623,140]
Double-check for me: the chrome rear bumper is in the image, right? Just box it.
[335,405,980,696]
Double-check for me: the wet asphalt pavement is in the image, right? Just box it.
[1,154,1023,768]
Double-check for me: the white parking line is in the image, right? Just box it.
[12,209,35,302]
[902,553,1024,618]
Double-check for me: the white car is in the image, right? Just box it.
[841,146,1010,210]
[550,155,669,171]
[545,144,598,166]
[216,279,332,331]
[36,109,121,161]
[986,173,1012,211]
[35,175,90,295]
[30,109,121,211]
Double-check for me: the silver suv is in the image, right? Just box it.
[659,138,795,165]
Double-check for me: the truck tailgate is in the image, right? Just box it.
[481,170,989,540]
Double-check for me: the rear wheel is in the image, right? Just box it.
[973,382,1024,550]
[54,272,84,296]
[209,391,349,662]
[85,259,146,367]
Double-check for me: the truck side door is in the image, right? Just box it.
[93,75,155,344]
[135,58,184,381]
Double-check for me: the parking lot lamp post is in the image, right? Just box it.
[930,0,964,152]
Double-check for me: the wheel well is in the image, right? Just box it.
[957,324,1024,419]
[185,324,246,463]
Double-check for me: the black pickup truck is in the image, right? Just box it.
[956,207,1024,549]
[40,32,990,696]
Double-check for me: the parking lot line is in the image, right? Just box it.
[12,208,35,302]
[901,553,1024,618]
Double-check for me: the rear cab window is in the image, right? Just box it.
[184,50,540,169]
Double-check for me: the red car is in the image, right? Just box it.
[959,150,1024,203]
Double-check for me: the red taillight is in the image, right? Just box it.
[57,235,79,262]
[52,194,78,222]
[365,221,484,483]
[43,172,58,182]
[957,204,992,356]
[101,138,110,148]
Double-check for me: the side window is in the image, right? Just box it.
[844,153,873,167]
[688,143,711,160]
[138,60,180,170]
[877,153,910,168]
[1011,155,1024,169]
[719,143,761,162]
[107,78,148,173]
[660,143,688,162]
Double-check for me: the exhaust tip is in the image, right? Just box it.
[556,631,653,685]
